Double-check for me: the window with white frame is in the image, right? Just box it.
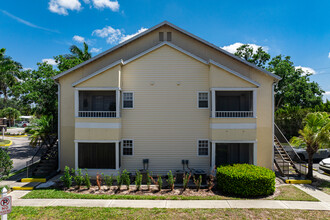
[198,140,209,156]
[122,140,133,155]
[198,92,208,108]
[122,92,134,109]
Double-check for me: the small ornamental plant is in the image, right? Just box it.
[149,174,163,191]
[60,166,72,189]
[166,170,176,191]
[104,175,114,190]
[146,171,152,191]
[84,170,91,190]
[96,173,102,190]
[121,169,130,190]
[183,173,191,191]
[193,175,202,191]
[73,169,84,189]
[135,170,142,191]
[116,172,122,191]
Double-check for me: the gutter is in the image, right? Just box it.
[54,81,61,172]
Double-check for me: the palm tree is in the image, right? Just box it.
[70,42,92,61]
[291,112,330,179]
[0,107,21,127]
[29,115,56,149]
[0,48,22,103]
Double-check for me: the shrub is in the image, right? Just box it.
[84,170,91,190]
[193,175,202,191]
[73,169,84,189]
[183,173,191,191]
[0,147,13,180]
[121,169,130,190]
[149,174,163,191]
[96,173,102,190]
[146,171,151,191]
[135,170,142,191]
[217,164,275,197]
[116,172,122,190]
[167,170,175,191]
[60,166,72,189]
[104,175,114,190]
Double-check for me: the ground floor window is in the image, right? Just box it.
[78,143,116,169]
[215,143,253,166]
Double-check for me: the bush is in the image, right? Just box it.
[217,164,275,197]
[146,171,151,191]
[121,169,130,190]
[183,173,191,191]
[104,174,114,190]
[0,147,13,180]
[60,166,72,189]
[72,169,84,189]
[135,170,142,191]
[193,175,202,191]
[167,170,175,191]
[84,170,91,189]
[116,172,122,190]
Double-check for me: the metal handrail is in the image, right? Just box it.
[78,111,116,118]
[274,145,289,176]
[215,111,253,118]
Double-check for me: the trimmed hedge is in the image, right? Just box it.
[217,164,275,197]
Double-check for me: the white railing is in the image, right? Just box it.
[78,111,117,118]
[215,111,253,118]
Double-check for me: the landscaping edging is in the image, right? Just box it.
[0,140,12,146]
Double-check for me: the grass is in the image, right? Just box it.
[0,139,11,146]
[273,185,318,201]
[22,185,318,201]
[9,207,330,219]
[315,180,330,195]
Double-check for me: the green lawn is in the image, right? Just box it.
[23,185,318,201]
[315,180,330,195]
[9,207,330,219]
[0,139,11,146]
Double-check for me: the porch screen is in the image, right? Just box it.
[78,143,116,169]
[216,91,252,111]
[215,143,253,166]
[79,91,116,111]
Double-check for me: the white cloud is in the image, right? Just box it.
[221,42,269,54]
[328,52,330,59]
[73,35,85,43]
[90,47,102,53]
[23,67,32,71]
[91,0,119,11]
[323,91,330,102]
[295,66,316,76]
[48,0,82,15]
[92,26,148,44]
[42,58,57,65]
[119,27,148,43]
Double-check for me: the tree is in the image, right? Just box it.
[0,48,22,103]
[0,107,21,127]
[234,44,324,109]
[0,147,13,180]
[70,42,92,61]
[29,115,57,149]
[290,112,330,179]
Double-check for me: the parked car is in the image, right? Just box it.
[17,121,30,128]
[319,158,330,173]
[294,148,330,161]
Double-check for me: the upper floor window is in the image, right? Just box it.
[122,92,134,109]
[159,32,164,41]
[78,90,116,117]
[198,92,209,108]
[167,32,172,41]
[215,91,253,117]
[198,140,209,156]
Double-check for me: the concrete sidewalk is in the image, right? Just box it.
[8,191,330,210]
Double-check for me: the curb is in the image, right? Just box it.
[12,186,34,190]
[286,179,312,184]
[21,178,46,183]
[0,140,13,147]
[5,135,28,138]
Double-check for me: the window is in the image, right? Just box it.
[167,32,172,41]
[78,91,116,117]
[122,140,133,155]
[198,92,209,108]
[123,92,134,109]
[159,32,164,41]
[198,140,209,156]
[215,143,253,166]
[78,143,116,169]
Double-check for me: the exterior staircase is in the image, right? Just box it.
[273,124,307,178]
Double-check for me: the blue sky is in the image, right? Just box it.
[1,0,330,101]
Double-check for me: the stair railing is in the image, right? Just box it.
[26,140,48,178]
[274,145,290,176]
[274,123,307,175]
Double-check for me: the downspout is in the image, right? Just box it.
[55,81,61,172]
[271,81,278,171]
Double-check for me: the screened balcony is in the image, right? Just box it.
[211,89,256,118]
[78,90,118,118]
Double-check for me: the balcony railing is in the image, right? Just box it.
[78,111,117,118]
[215,111,253,118]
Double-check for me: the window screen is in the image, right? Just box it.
[198,92,208,108]
[159,32,164,41]
[79,91,116,111]
[215,143,253,166]
[123,92,134,108]
[167,32,172,41]
[216,91,252,111]
[78,143,116,169]
[198,140,209,156]
[123,140,133,155]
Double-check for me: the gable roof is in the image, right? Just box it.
[53,21,281,81]
[72,42,260,87]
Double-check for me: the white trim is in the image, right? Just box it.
[75,87,120,91]
[123,41,208,65]
[197,91,209,109]
[74,89,79,117]
[75,140,120,143]
[55,81,61,171]
[197,139,209,156]
[211,141,257,166]
[75,122,121,129]
[209,60,260,87]
[53,21,281,81]
[210,123,256,129]
[210,88,257,118]
[115,142,120,169]
[271,82,276,170]
[122,139,134,156]
[72,60,123,87]
[116,89,121,117]
[122,91,135,109]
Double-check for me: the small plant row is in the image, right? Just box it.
[60,166,215,192]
